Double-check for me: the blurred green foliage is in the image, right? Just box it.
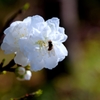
[22,3,30,10]
[0,0,17,6]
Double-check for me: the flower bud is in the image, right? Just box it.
[24,70,32,80]
[15,67,32,81]
[17,67,26,75]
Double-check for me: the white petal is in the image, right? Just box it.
[43,51,58,69]
[14,51,29,66]
[4,27,13,35]
[30,59,44,71]
[31,15,44,23]
[23,17,31,24]
[11,23,27,38]
[48,32,67,43]
[10,21,22,27]
[30,15,45,30]
[47,17,59,28]
[1,42,16,54]
[47,27,67,43]
[55,33,67,42]
[27,48,45,71]
[54,42,68,61]
[58,27,68,42]
[3,32,19,48]
[24,70,32,80]
[19,38,38,57]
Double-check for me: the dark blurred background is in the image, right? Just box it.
[0,0,100,100]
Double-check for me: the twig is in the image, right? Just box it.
[12,89,42,100]
[0,59,16,73]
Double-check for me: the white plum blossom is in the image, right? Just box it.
[16,67,32,81]
[1,15,68,71]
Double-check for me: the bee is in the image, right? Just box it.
[48,40,53,51]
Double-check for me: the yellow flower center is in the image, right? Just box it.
[36,40,46,47]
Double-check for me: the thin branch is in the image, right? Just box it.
[12,89,42,100]
[0,59,16,73]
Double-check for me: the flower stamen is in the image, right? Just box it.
[36,40,46,47]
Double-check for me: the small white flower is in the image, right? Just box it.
[24,70,32,80]
[16,67,32,81]
[1,15,68,71]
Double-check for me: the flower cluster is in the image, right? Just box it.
[15,67,32,81]
[1,15,68,80]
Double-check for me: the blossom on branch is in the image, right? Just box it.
[1,15,68,71]
[15,67,32,81]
